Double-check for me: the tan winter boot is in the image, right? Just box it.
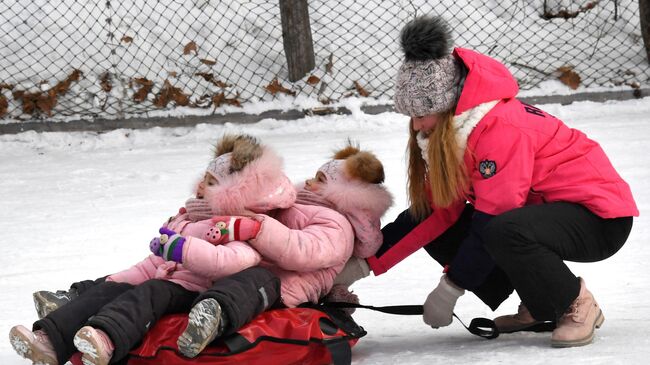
[9,325,58,365]
[551,278,605,348]
[494,303,554,333]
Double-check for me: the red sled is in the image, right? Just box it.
[72,305,365,365]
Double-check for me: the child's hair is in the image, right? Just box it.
[213,134,263,172]
[333,140,385,184]
[407,109,468,221]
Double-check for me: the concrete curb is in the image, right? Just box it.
[1,88,648,135]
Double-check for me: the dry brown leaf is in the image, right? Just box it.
[121,36,133,43]
[353,81,370,97]
[0,94,7,117]
[13,91,56,116]
[100,72,112,93]
[154,80,190,108]
[557,66,581,90]
[133,77,153,103]
[306,75,320,85]
[0,83,14,91]
[168,71,178,78]
[195,73,230,88]
[10,70,81,116]
[183,41,198,55]
[50,69,82,97]
[265,78,295,96]
[212,92,241,108]
[200,58,217,66]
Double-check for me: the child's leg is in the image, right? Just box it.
[34,276,108,319]
[81,279,198,363]
[178,267,281,358]
[21,281,133,365]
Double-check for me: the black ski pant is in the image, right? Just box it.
[482,202,632,321]
[195,266,282,337]
[379,203,514,310]
[34,281,135,365]
[35,279,197,364]
[86,279,198,362]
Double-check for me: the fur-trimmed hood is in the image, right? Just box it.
[297,178,393,258]
[203,135,296,215]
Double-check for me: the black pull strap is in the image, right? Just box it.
[322,301,500,340]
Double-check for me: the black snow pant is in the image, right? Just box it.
[34,279,198,364]
[70,276,107,295]
[34,281,135,365]
[482,202,632,321]
[195,266,282,337]
[86,279,199,362]
[378,203,514,310]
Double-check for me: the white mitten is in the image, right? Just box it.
[333,257,370,287]
[423,274,465,328]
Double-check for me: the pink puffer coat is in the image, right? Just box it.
[106,146,297,292]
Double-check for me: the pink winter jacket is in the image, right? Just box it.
[182,176,393,307]
[182,203,355,307]
[106,213,263,292]
[106,145,297,292]
[368,47,639,275]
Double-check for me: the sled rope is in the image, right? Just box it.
[321,301,500,339]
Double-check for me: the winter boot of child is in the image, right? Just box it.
[324,284,360,315]
[551,278,604,348]
[494,303,555,333]
[33,288,78,319]
[9,325,58,365]
[73,326,115,365]
[177,298,227,358]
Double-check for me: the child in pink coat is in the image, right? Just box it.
[10,138,393,365]
[166,142,394,358]
[8,134,296,365]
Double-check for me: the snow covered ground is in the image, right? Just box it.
[1,95,649,364]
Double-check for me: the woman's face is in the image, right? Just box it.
[412,113,441,135]
[196,173,219,199]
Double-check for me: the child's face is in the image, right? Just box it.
[305,171,327,192]
[196,173,219,199]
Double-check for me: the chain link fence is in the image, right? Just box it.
[1,0,648,121]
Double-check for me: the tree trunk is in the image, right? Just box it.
[641,0,650,63]
[279,0,315,82]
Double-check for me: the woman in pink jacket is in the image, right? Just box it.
[342,16,637,348]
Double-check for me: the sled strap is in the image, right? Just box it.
[222,323,354,365]
[322,302,500,340]
[323,338,352,365]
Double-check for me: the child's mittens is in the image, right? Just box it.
[151,227,186,263]
[205,224,224,244]
[210,216,262,243]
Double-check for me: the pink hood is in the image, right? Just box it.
[204,146,297,214]
[453,47,519,115]
[308,178,393,258]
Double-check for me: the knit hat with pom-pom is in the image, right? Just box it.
[393,16,463,117]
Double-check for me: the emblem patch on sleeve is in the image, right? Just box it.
[479,160,497,178]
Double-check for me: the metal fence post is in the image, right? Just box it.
[279,0,315,81]
[641,0,650,63]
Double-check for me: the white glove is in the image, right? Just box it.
[423,274,465,328]
[333,257,370,287]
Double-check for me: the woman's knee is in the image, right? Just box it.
[481,213,533,258]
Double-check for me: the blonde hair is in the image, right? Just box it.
[407,110,468,221]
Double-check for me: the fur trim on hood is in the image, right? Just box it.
[204,135,296,215]
[316,177,393,258]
